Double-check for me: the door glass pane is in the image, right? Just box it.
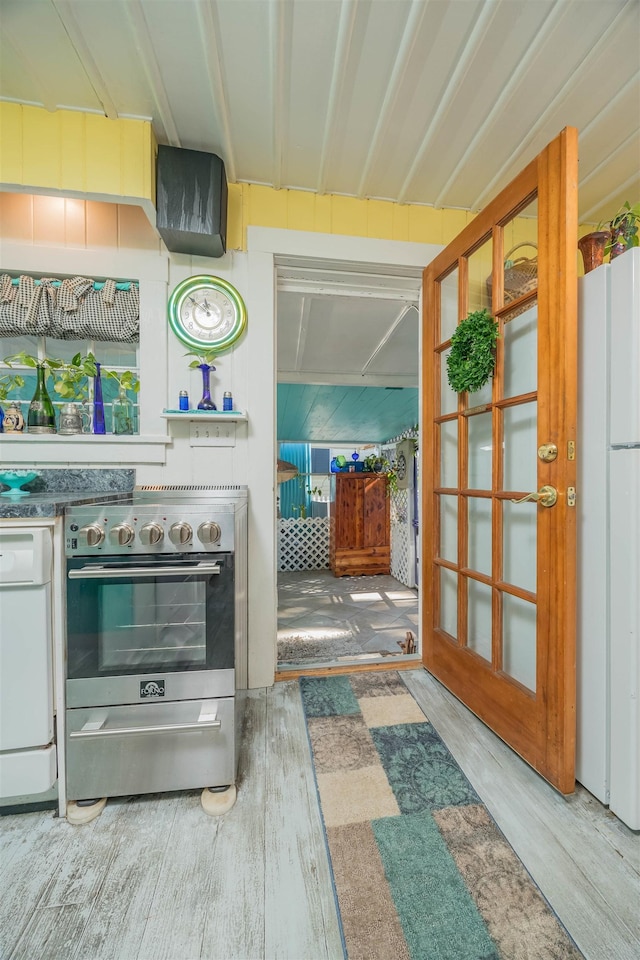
[503,402,537,492]
[468,498,492,576]
[468,413,492,489]
[468,237,493,314]
[440,268,458,343]
[439,496,457,563]
[467,378,493,408]
[439,568,458,639]
[440,348,458,415]
[468,579,492,662]
[502,593,536,692]
[502,202,538,306]
[503,501,536,593]
[440,420,458,488]
[504,303,537,398]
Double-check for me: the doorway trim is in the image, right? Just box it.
[246,226,441,685]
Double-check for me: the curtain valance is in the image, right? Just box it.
[0,275,140,342]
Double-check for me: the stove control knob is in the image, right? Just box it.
[139,522,164,547]
[109,523,135,547]
[169,522,193,546]
[79,523,105,548]
[198,521,222,545]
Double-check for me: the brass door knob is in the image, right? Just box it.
[510,485,558,508]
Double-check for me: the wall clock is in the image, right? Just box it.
[168,275,247,351]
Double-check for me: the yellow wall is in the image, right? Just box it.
[227,182,472,250]
[1,104,590,263]
[1,104,474,252]
[0,103,156,212]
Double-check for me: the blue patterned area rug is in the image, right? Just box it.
[299,671,583,960]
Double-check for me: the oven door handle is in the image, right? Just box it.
[68,562,221,580]
[69,717,222,739]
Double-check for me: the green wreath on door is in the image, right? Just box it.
[446,309,499,394]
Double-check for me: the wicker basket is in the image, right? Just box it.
[486,242,538,305]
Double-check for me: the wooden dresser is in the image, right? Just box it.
[329,473,390,577]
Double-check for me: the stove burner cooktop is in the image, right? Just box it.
[65,485,247,557]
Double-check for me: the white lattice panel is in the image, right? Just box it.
[278,517,330,571]
[391,488,414,587]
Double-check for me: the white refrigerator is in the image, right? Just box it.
[577,246,640,830]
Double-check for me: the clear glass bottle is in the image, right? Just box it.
[27,365,56,434]
[112,384,134,435]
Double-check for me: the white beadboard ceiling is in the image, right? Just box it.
[1,0,638,222]
[2,0,639,441]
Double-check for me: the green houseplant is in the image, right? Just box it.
[606,201,640,259]
[3,351,96,401]
[2,351,139,434]
[0,371,25,405]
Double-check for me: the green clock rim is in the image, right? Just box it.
[168,275,247,352]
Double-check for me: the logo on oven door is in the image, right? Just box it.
[140,680,165,699]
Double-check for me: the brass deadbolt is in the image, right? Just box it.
[538,443,558,463]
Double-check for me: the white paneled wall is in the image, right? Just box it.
[1,209,435,687]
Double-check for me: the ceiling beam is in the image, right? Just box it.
[579,129,640,190]
[52,0,119,118]
[294,295,312,371]
[433,0,565,209]
[316,0,360,195]
[122,0,180,146]
[195,0,237,180]
[580,171,640,225]
[278,372,417,388]
[472,0,636,211]
[357,0,428,199]
[361,304,417,375]
[397,0,499,204]
[270,0,293,189]
[278,281,418,301]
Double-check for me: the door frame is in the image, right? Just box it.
[247,226,441,684]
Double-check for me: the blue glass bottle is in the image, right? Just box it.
[93,362,106,434]
[197,363,217,410]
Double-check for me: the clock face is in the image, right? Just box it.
[168,275,247,351]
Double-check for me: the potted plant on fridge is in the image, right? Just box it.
[605,201,640,259]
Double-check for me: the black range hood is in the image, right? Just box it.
[156,145,228,258]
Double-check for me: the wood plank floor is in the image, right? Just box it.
[1,669,638,960]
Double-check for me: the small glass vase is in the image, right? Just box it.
[197,363,217,410]
[93,362,106,434]
[112,385,135,435]
[27,364,56,434]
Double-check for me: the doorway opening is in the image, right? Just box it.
[275,254,422,671]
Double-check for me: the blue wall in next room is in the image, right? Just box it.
[277,383,418,443]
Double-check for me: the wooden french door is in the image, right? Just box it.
[421,128,578,793]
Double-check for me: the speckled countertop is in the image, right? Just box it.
[0,490,132,519]
[0,468,135,519]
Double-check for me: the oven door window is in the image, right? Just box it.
[66,554,234,679]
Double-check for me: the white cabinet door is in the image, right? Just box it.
[0,526,55,797]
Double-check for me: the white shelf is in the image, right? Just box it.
[0,434,170,465]
[161,410,248,422]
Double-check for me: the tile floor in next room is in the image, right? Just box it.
[1,670,638,960]
[277,569,419,667]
